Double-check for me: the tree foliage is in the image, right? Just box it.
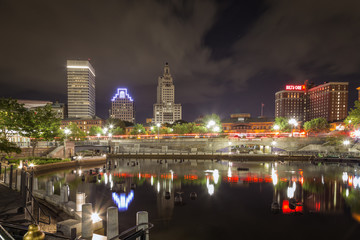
[345,100,360,129]
[202,114,221,126]
[130,124,146,135]
[303,118,330,133]
[66,122,86,139]
[21,104,61,155]
[89,126,103,136]
[273,117,291,132]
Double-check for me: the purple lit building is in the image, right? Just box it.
[111,88,135,123]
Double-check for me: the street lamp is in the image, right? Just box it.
[156,123,161,139]
[288,118,298,137]
[273,125,280,131]
[103,127,108,134]
[207,120,215,129]
[343,140,350,146]
[64,128,71,158]
[109,124,113,129]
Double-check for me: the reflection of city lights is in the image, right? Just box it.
[151,176,154,186]
[78,169,82,176]
[271,168,278,186]
[346,189,349,197]
[213,169,219,184]
[227,167,232,178]
[342,172,348,182]
[353,176,360,188]
[321,175,324,185]
[139,173,141,180]
[112,190,134,211]
[170,170,174,181]
[157,181,160,192]
[206,178,214,195]
[208,184,214,195]
[105,173,108,184]
[287,182,296,198]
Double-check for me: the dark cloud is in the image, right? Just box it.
[1,0,360,121]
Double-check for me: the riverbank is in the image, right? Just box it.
[31,156,106,174]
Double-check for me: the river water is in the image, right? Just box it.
[36,159,360,239]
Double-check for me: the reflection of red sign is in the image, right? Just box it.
[285,85,305,91]
[282,200,303,214]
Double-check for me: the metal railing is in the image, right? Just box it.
[24,186,51,225]
[109,223,154,240]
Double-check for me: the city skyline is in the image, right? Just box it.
[1,0,360,122]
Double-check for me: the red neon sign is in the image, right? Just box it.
[285,85,305,91]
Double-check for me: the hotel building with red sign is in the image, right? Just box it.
[275,82,348,122]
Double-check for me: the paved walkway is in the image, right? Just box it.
[0,183,23,215]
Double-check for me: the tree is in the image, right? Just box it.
[89,126,103,136]
[21,104,61,156]
[202,114,222,132]
[0,137,21,155]
[0,98,25,154]
[303,118,330,133]
[272,117,291,132]
[345,100,360,129]
[67,122,86,140]
[130,124,146,135]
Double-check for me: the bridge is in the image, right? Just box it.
[69,137,327,155]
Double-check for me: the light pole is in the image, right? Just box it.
[64,128,71,159]
[288,118,298,137]
[156,123,161,139]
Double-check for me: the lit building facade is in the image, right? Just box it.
[275,86,306,122]
[67,60,96,118]
[111,88,135,123]
[275,82,348,122]
[153,63,182,124]
[308,82,348,122]
[60,117,104,133]
[222,114,274,133]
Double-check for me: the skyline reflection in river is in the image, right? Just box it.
[36,159,360,239]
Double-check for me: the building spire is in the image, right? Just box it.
[164,62,170,76]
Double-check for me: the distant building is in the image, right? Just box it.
[60,117,104,133]
[51,101,67,119]
[111,88,135,123]
[356,86,360,101]
[17,99,52,109]
[153,63,182,124]
[67,60,96,118]
[275,82,348,122]
[222,114,274,133]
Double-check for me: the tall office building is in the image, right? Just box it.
[111,88,135,123]
[153,62,182,124]
[275,82,348,122]
[67,60,96,118]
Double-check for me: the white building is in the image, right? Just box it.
[153,63,182,124]
[111,88,135,123]
[67,60,96,118]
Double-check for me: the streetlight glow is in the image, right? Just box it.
[343,140,350,146]
[273,125,280,131]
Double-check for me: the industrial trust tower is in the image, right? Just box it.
[153,63,182,124]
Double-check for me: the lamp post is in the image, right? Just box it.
[273,124,280,131]
[64,128,71,159]
[288,118,298,137]
[156,123,161,139]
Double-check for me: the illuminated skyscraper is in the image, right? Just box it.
[67,60,95,118]
[153,63,182,124]
[111,88,135,123]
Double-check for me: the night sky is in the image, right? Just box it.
[1,0,360,122]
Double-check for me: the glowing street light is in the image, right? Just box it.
[156,123,161,139]
[109,124,114,129]
[288,118,298,137]
[343,140,350,146]
[213,126,220,132]
[108,133,112,138]
[63,128,71,158]
[103,127,108,134]
[271,141,277,146]
[207,120,215,129]
[273,125,280,131]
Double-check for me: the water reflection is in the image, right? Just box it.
[35,159,360,237]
